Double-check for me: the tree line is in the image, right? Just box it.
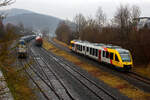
[55,4,150,66]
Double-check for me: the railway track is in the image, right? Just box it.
[39,48,117,99]
[30,48,79,100]
[31,47,102,100]
[48,39,150,92]
[20,45,64,100]
[127,72,150,85]
[31,45,130,100]
[18,40,78,100]
[21,60,51,100]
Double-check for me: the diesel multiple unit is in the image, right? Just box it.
[70,40,133,70]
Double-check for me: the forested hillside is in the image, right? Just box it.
[2,8,61,36]
[55,5,150,67]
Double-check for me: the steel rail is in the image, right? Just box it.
[38,47,118,100]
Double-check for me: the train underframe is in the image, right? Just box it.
[18,52,27,58]
[71,50,132,71]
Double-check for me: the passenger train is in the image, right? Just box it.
[69,40,133,71]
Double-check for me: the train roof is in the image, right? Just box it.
[116,48,129,54]
[71,40,130,54]
[72,40,122,49]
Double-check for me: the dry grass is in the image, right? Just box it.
[133,64,150,79]
[43,39,150,100]
[0,40,36,100]
[53,38,69,48]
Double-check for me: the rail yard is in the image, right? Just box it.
[12,36,150,100]
[0,0,150,99]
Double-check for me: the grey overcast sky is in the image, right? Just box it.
[6,0,150,20]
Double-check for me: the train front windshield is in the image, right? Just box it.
[120,53,131,62]
[19,40,25,45]
[118,49,131,62]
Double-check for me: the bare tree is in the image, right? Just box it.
[131,5,141,20]
[41,27,49,37]
[0,0,15,38]
[114,4,132,43]
[73,13,86,39]
[82,15,99,41]
[0,0,15,20]
[114,5,131,29]
[87,16,97,27]
[0,0,15,21]
[0,0,15,7]
[130,5,141,28]
[55,21,72,44]
[95,7,106,28]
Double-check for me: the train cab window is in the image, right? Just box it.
[110,53,114,60]
[106,51,109,58]
[115,54,119,62]
[103,51,106,57]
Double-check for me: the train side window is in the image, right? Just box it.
[79,45,81,51]
[90,48,92,54]
[81,45,82,51]
[79,45,80,50]
[79,45,80,51]
[72,43,74,47]
[92,48,93,55]
[106,51,109,58]
[110,53,114,60]
[103,51,105,57]
[93,49,95,56]
[83,46,85,51]
[115,54,119,62]
[95,49,98,57]
[87,47,89,52]
[95,49,96,56]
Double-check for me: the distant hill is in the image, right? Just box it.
[2,8,62,36]
[0,8,35,17]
